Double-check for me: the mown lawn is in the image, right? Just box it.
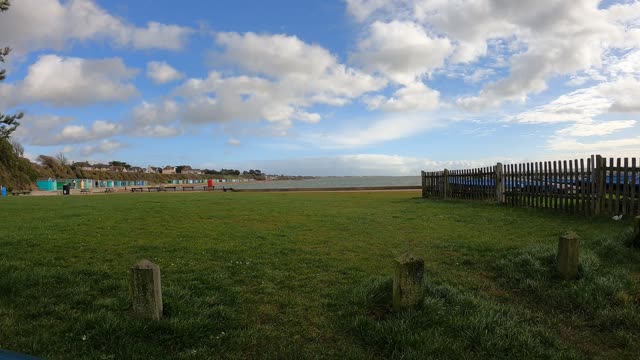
[0,191,638,359]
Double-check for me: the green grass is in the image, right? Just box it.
[0,191,638,359]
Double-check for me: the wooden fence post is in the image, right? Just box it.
[421,171,427,198]
[130,259,163,320]
[594,155,605,216]
[443,169,449,200]
[557,232,580,280]
[393,253,425,311]
[496,162,505,204]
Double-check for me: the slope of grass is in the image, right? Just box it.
[0,192,638,359]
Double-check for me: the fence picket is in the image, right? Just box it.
[420,156,640,218]
[632,158,637,216]
[623,158,629,216]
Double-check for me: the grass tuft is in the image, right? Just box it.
[495,231,640,330]
[344,277,576,360]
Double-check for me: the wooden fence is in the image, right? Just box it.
[421,155,640,217]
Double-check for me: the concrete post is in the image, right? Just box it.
[130,259,163,319]
[557,232,580,280]
[393,253,424,311]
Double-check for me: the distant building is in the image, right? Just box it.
[179,166,203,175]
[145,166,161,174]
[93,163,110,171]
[129,166,143,173]
[162,166,176,175]
[73,161,93,171]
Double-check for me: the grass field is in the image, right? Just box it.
[0,191,638,359]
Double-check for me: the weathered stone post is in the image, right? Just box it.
[557,232,580,280]
[633,216,640,247]
[393,252,424,311]
[130,259,163,319]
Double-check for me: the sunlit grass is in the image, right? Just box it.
[0,192,638,359]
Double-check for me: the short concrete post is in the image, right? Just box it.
[557,232,580,280]
[633,216,640,247]
[130,259,163,319]
[393,252,424,311]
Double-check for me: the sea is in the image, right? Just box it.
[228,176,421,190]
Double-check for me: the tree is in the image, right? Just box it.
[56,152,68,166]
[10,140,23,157]
[109,160,131,169]
[0,1,23,140]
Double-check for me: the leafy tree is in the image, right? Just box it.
[0,0,23,140]
[109,160,131,169]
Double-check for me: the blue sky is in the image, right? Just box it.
[1,0,640,175]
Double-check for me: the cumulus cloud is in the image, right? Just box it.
[345,0,638,110]
[0,0,192,53]
[130,100,182,137]
[146,61,185,84]
[81,139,124,156]
[352,20,452,84]
[13,114,122,146]
[365,82,440,112]
[172,32,386,132]
[12,114,73,145]
[1,55,138,106]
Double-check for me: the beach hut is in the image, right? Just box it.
[37,179,58,191]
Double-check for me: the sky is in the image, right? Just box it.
[1,0,640,176]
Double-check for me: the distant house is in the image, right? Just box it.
[93,163,110,171]
[179,166,204,175]
[129,166,143,173]
[162,166,176,175]
[73,161,93,171]
[144,166,161,174]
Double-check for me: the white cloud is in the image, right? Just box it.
[146,61,185,84]
[547,136,640,152]
[345,0,392,22]
[132,100,179,126]
[136,125,183,138]
[556,120,636,137]
[366,81,440,112]
[352,20,452,84]
[0,0,192,53]
[2,55,138,106]
[81,139,124,156]
[14,114,122,146]
[173,32,387,131]
[130,100,182,137]
[308,113,442,148]
[227,138,241,146]
[13,114,73,145]
[345,0,637,110]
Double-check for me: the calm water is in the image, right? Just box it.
[230,176,421,189]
